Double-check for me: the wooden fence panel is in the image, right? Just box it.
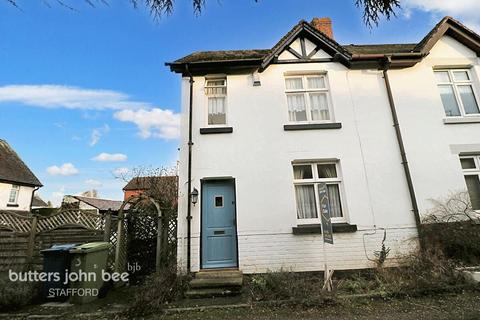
[0,211,105,272]
[0,207,177,273]
[0,230,29,272]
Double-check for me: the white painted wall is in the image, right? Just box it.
[389,36,480,215]
[0,182,34,211]
[177,35,479,273]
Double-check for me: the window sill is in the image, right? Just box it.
[284,123,342,131]
[200,127,233,134]
[443,117,480,124]
[6,203,19,208]
[292,223,357,235]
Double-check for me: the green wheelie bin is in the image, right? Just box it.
[68,242,112,304]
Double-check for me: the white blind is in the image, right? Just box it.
[208,97,226,125]
[285,78,303,90]
[310,93,329,120]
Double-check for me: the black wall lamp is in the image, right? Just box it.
[190,188,199,206]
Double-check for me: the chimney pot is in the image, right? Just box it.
[310,17,334,39]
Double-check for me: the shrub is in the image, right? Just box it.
[121,265,190,318]
[421,222,480,265]
[375,249,466,295]
[422,191,480,265]
[335,236,473,297]
[0,273,41,312]
[246,270,329,305]
[337,249,468,297]
[337,271,379,294]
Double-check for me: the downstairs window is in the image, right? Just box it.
[460,155,480,210]
[292,161,345,224]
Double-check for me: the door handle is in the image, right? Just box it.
[214,230,225,235]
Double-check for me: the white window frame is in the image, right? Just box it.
[292,161,347,225]
[284,74,334,123]
[460,155,480,211]
[204,77,228,127]
[8,185,20,204]
[434,68,480,118]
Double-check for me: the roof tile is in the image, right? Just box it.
[0,139,42,187]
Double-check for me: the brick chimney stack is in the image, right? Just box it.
[310,17,334,39]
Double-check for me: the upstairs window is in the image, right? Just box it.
[8,185,20,204]
[205,77,227,125]
[292,162,344,224]
[460,155,480,210]
[285,75,332,123]
[434,69,480,117]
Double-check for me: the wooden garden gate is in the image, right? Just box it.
[111,194,177,282]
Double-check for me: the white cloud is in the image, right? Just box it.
[51,186,66,206]
[85,179,103,187]
[92,152,127,162]
[90,129,101,146]
[90,124,110,146]
[0,84,180,140]
[114,108,180,140]
[47,163,79,176]
[53,122,66,129]
[113,167,129,176]
[402,0,480,31]
[0,85,151,110]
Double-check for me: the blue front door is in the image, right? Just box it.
[201,180,238,269]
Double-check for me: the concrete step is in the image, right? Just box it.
[185,287,241,299]
[195,270,243,279]
[190,276,243,289]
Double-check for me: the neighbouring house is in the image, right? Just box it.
[167,16,480,274]
[123,176,178,201]
[62,195,123,214]
[31,195,49,210]
[0,139,43,215]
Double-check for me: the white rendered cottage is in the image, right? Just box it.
[167,17,480,274]
[0,139,43,214]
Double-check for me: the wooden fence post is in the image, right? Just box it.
[114,215,124,274]
[156,212,163,273]
[103,210,112,242]
[27,214,38,267]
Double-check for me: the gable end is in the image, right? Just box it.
[259,21,351,71]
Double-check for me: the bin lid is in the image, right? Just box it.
[69,242,112,254]
[41,243,78,253]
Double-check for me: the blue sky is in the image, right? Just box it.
[0,0,479,204]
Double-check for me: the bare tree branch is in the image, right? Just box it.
[54,0,78,11]
[424,191,480,224]
[3,0,401,27]
[118,166,178,211]
[355,0,400,28]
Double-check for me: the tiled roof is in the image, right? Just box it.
[32,195,48,207]
[414,16,480,53]
[123,176,178,191]
[173,44,419,64]
[0,139,42,187]
[73,196,123,211]
[344,43,417,55]
[173,50,270,64]
[168,16,480,68]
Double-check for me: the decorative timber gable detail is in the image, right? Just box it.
[260,21,351,71]
[277,37,332,62]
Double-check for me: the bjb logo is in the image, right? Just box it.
[127,262,141,273]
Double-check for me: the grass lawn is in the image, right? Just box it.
[159,291,480,320]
